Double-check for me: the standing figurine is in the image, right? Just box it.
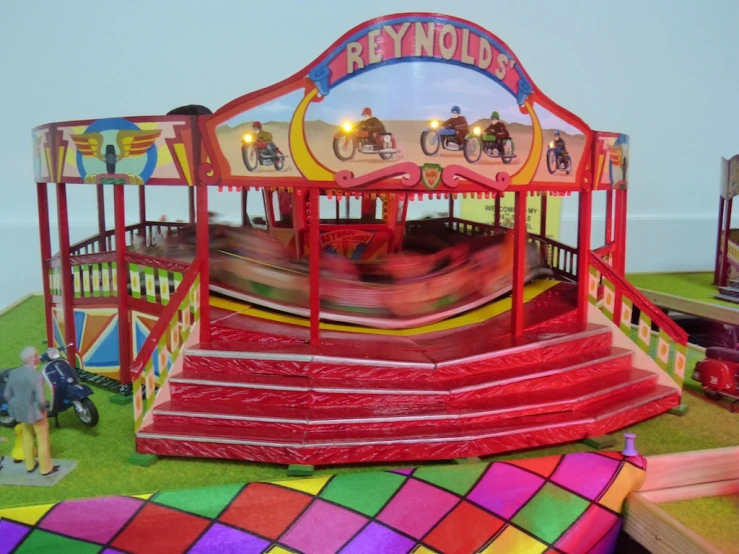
[2,347,58,476]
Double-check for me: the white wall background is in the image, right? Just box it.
[1,0,739,309]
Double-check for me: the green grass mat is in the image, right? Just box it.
[626,271,738,307]
[1,297,737,515]
[659,494,739,553]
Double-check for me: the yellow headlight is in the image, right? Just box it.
[342,122,352,132]
[243,133,253,144]
[473,127,481,135]
[430,120,439,129]
[549,141,555,148]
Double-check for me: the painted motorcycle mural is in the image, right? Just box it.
[240,121,287,172]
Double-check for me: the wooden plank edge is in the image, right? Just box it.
[637,287,739,325]
[640,446,739,492]
[624,492,723,554]
[641,479,739,504]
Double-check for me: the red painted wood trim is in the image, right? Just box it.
[37,183,53,345]
[131,258,202,380]
[128,297,165,317]
[56,183,77,362]
[114,186,132,385]
[577,190,593,323]
[309,188,320,345]
[125,252,191,273]
[96,184,106,252]
[605,189,614,244]
[511,191,527,337]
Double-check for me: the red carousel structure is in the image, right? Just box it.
[31,13,688,466]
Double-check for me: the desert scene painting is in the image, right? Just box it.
[215,63,585,183]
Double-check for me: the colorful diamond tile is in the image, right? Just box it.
[512,483,590,544]
[273,476,331,496]
[320,471,406,516]
[555,504,619,552]
[153,483,243,519]
[377,479,459,539]
[390,468,415,476]
[101,550,126,554]
[279,499,367,554]
[13,530,100,554]
[478,524,548,554]
[111,503,210,554]
[341,522,415,554]
[424,500,504,554]
[189,523,270,554]
[467,463,544,519]
[410,547,439,554]
[588,520,623,554]
[39,496,142,544]
[550,453,620,500]
[265,547,299,554]
[0,503,55,525]
[219,483,313,540]
[412,463,487,495]
[504,455,562,478]
[598,463,645,512]
[0,520,30,554]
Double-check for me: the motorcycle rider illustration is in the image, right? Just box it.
[251,122,278,156]
[358,107,387,146]
[443,105,469,145]
[484,111,511,154]
[552,130,569,167]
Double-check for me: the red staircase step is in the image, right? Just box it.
[136,385,679,465]
[155,368,656,434]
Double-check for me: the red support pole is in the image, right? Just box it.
[448,194,454,224]
[138,185,146,224]
[113,185,131,385]
[96,184,106,252]
[196,183,211,341]
[309,189,320,345]
[540,193,548,238]
[56,183,77,364]
[605,189,614,245]
[714,197,725,284]
[188,187,196,224]
[37,183,53,346]
[720,198,733,287]
[511,191,527,337]
[614,189,628,273]
[494,193,501,228]
[576,190,593,323]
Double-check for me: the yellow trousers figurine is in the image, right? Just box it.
[12,423,34,463]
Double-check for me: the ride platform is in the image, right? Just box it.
[135,279,679,465]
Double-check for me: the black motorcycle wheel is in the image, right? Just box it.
[420,131,440,156]
[564,155,573,175]
[546,149,557,174]
[0,409,17,428]
[241,146,258,172]
[274,155,285,171]
[463,137,482,163]
[333,136,356,161]
[378,151,394,160]
[73,398,99,427]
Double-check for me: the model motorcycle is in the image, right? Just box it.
[546,141,572,174]
[241,134,286,172]
[0,344,99,428]
[692,347,739,406]
[332,122,399,161]
[463,127,516,165]
[420,120,466,155]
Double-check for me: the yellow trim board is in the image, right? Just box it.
[210,279,560,337]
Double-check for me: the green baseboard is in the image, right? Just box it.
[287,464,314,477]
[582,435,616,450]
[110,394,133,405]
[668,403,689,416]
[128,453,158,467]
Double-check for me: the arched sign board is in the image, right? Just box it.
[200,13,628,193]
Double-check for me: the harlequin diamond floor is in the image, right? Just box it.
[0,452,645,554]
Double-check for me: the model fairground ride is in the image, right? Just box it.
[714,153,739,303]
[32,13,689,466]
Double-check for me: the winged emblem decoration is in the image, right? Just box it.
[70,129,162,184]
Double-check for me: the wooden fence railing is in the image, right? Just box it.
[130,258,202,431]
[590,254,688,390]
